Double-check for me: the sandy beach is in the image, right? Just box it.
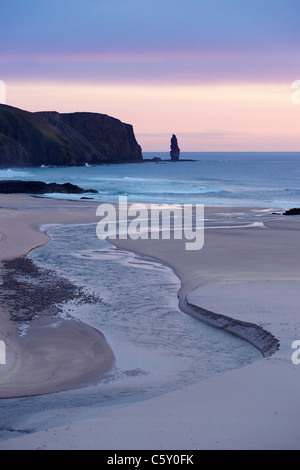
[0,195,115,398]
[0,196,300,449]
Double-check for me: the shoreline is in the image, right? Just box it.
[111,211,300,361]
[0,195,115,398]
[0,198,274,398]
[1,196,300,449]
[110,237,280,359]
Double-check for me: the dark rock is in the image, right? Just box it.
[0,180,98,194]
[170,134,180,161]
[0,104,142,168]
[0,257,101,323]
[283,208,300,215]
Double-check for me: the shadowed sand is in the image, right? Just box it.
[0,195,115,398]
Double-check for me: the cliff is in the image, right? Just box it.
[0,104,142,168]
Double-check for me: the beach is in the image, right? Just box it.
[0,195,300,449]
[0,195,115,398]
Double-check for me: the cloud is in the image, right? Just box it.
[1,49,298,85]
[137,131,246,140]
[0,1,299,84]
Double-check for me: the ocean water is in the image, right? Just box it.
[1,152,300,207]
[0,152,297,437]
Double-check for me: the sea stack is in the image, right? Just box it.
[170,134,180,161]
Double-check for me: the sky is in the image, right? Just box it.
[0,0,300,151]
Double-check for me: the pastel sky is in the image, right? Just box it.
[0,0,300,151]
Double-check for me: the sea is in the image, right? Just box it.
[1,152,300,207]
[0,152,299,438]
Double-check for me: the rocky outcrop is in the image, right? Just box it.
[0,180,98,194]
[283,208,300,215]
[0,104,142,168]
[170,134,180,161]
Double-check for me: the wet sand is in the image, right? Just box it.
[1,196,300,448]
[0,195,115,398]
